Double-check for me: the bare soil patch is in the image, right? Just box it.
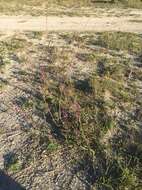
[0,13,142,33]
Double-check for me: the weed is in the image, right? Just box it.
[1,32,142,189]
[47,143,58,152]
[4,152,23,173]
[93,32,142,55]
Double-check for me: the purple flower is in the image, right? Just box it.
[71,102,81,120]
[40,66,46,82]
[61,109,69,120]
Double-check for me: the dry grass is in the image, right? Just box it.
[1,31,142,189]
[125,0,142,8]
[0,0,141,15]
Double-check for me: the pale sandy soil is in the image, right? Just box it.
[0,13,142,33]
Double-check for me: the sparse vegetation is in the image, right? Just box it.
[1,31,141,189]
[4,152,23,173]
[93,32,142,55]
[0,0,142,15]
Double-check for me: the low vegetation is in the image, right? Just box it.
[37,32,142,189]
[1,31,142,189]
[0,0,142,15]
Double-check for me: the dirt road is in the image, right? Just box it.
[0,15,142,33]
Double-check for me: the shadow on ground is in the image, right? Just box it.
[0,170,25,190]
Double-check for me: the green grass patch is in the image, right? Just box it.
[93,32,142,55]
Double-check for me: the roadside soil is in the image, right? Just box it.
[0,8,142,33]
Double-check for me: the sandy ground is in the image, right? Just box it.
[0,7,142,190]
[0,15,142,33]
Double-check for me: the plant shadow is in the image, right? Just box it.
[0,170,25,190]
[12,66,65,143]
